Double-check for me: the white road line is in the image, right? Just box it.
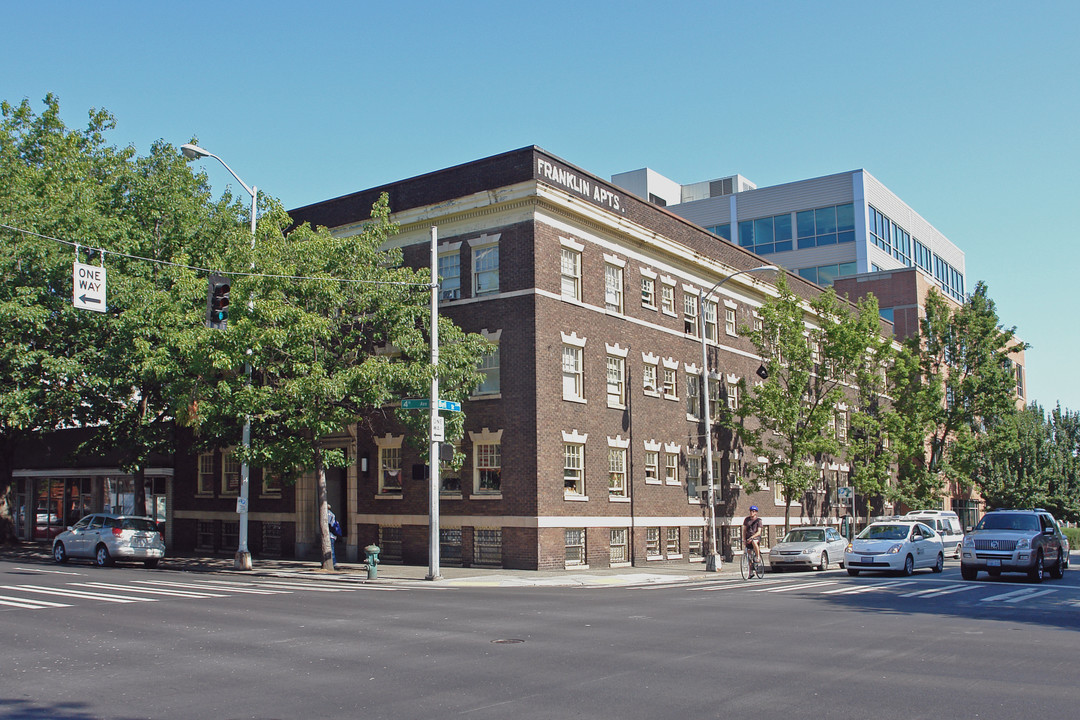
[753,580,838,593]
[898,584,968,598]
[132,580,289,595]
[821,581,916,595]
[12,567,84,575]
[980,587,1043,603]
[243,581,355,592]
[74,582,225,598]
[0,595,71,609]
[914,585,980,599]
[2,585,154,604]
[1002,589,1056,603]
[701,579,788,591]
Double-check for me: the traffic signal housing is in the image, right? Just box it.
[206,273,231,330]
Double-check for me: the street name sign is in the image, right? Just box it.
[401,398,462,412]
[73,262,107,312]
[437,399,461,412]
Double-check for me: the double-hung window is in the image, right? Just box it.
[661,282,676,315]
[561,247,581,301]
[438,250,461,300]
[379,446,402,494]
[475,443,501,493]
[198,453,215,495]
[471,235,500,295]
[564,443,585,496]
[703,299,718,341]
[475,344,500,395]
[604,263,624,313]
[684,293,698,335]
[641,276,656,308]
[222,451,240,495]
[606,355,625,407]
[609,447,627,498]
[562,345,583,400]
[644,450,660,484]
[664,451,679,485]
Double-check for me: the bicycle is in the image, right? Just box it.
[740,546,765,580]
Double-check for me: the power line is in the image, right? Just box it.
[0,222,431,288]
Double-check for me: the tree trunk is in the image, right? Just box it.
[314,443,334,571]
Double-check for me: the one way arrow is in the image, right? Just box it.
[78,294,102,305]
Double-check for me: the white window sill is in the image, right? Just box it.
[686,414,700,422]
[607,401,626,410]
[375,493,403,500]
[563,395,588,404]
[688,497,701,504]
[646,554,665,561]
[645,479,662,485]
[643,389,660,398]
[469,393,502,401]
[611,561,632,568]
[689,556,704,563]
[566,563,590,569]
[642,303,657,311]
[440,492,463,499]
[668,554,684,560]
[564,494,589,502]
[664,394,679,401]
[665,480,681,486]
[471,493,502,500]
[608,496,630,503]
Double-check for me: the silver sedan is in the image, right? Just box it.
[767,526,849,572]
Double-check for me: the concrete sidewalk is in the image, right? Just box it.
[2,543,744,587]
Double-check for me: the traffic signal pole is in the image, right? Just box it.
[426,225,442,581]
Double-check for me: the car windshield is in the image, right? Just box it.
[857,525,909,541]
[976,514,1040,531]
[783,530,824,543]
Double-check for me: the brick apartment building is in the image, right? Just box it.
[11,147,881,569]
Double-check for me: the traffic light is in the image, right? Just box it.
[206,273,231,329]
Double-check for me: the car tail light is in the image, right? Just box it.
[112,528,123,537]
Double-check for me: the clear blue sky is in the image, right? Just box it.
[4,1,1078,411]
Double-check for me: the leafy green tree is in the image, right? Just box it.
[1048,404,1080,521]
[893,283,1026,506]
[734,276,880,532]
[188,195,490,569]
[0,95,247,544]
[972,403,1056,510]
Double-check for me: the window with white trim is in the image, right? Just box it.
[564,442,585,496]
[726,382,739,411]
[662,367,678,400]
[606,355,625,407]
[703,299,718,341]
[641,276,656,308]
[474,443,501,494]
[610,528,629,564]
[643,359,659,395]
[438,250,461,300]
[609,446,627,498]
[378,444,402,495]
[646,527,661,557]
[222,450,240,495]
[687,455,701,498]
[470,235,499,295]
[604,263,623,313]
[644,450,660,484]
[689,526,703,557]
[475,342,500,396]
[665,451,680,485]
[686,371,701,419]
[683,293,698,335]
[666,527,681,556]
[565,529,585,566]
[661,282,676,315]
[562,345,583,401]
[725,304,737,336]
[198,453,215,495]
[560,246,581,301]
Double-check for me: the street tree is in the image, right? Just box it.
[188,196,490,570]
[892,283,1025,506]
[734,276,880,533]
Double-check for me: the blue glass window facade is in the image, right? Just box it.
[870,205,963,301]
[706,224,731,241]
[797,262,857,287]
[797,203,855,249]
[738,213,792,255]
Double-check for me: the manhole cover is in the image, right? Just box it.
[491,638,525,644]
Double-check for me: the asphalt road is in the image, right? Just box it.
[2,558,1078,720]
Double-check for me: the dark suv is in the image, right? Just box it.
[960,509,1067,583]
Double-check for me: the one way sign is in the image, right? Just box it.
[73,261,107,313]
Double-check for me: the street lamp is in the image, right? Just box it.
[182,143,257,571]
[698,264,777,572]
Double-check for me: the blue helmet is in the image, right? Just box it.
[749,505,759,512]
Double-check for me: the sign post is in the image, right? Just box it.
[73,262,107,312]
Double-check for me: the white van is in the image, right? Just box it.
[905,510,964,558]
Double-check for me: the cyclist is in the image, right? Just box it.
[743,505,763,571]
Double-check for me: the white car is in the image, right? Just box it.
[768,526,849,572]
[845,520,945,576]
[53,513,166,568]
[905,510,965,558]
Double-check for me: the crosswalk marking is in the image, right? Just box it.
[131,580,290,595]
[751,580,838,593]
[198,579,354,593]
[991,588,1056,603]
[899,584,979,599]
[74,582,226,599]
[1,584,155,604]
[0,594,71,609]
[822,581,915,595]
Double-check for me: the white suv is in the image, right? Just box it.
[905,510,964,558]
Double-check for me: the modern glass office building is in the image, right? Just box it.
[611,168,966,303]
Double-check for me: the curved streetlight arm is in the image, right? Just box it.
[698,264,778,570]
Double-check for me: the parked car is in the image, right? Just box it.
[767,526,848,572]
[960,508,1066,583]
[845,520,945,576]
[52,514,166,568]
[905,510,965,558]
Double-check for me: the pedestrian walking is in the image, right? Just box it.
[327,506,343,569]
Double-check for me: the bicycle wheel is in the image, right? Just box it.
[740,552,750,580]
[754,554,765,579]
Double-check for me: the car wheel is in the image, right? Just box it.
[53,542,68,564]
[144,559,159,569]
[818,552,829,572]
[961,565,979,581]
[932,552,944,573]
[847,568,860,576]
[901,554,915,576]
[954,543,962,559]
[1048,553,1064,580]
[94,544,113,567]
[1028,551,1044,584]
